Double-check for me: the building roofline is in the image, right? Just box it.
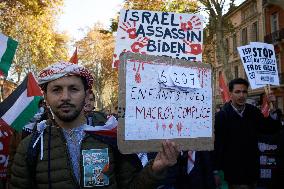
[225,0,253,18]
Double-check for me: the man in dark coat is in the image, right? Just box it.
[84,91,107,126]
[214,78,281,189]
[10,61,180,189]
[151,151,216,189]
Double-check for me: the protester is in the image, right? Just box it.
[84,90,107,126]
[112,106,119,119]
[273,127,284,188]
[10,61,180,189]
[154,151,216,189]
[84,90,95,117]
[268,107,284,188]
[214,78,281,189]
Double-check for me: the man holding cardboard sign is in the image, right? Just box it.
[10,62,180,189]
[214,78,281,189]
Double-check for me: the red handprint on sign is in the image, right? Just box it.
[176,122,183,136]
[195,67,209,88]
[180,15,202,31]
[134,63,141,83]
[162,123,167,136]
[156,122,160,131]
[132,60,148,83]
[169,122,173,135]
[113,50,127,68]
[119,21,137,39]
[133,60,145,71]
[169,123,173,130]
[112,54,120,68]
[133,62,136,71]
[183,40,202,55]
[131,37,149,53]
[162,123,167,130]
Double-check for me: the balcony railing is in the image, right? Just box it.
[264,28,284,44]
[263,0,284,8]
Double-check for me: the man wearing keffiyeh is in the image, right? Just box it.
[10,61,180,189]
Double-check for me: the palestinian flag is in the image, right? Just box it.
[261,94,270,118]
[0,33,18,76]
[84,116,118,147]
[0,73,43,131]
[69,47,78,64]
[84,116,117,137]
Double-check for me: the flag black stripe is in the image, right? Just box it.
[0,75,28,117]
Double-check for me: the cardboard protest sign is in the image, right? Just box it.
[118,52,213,153]
[113,9,203,68]
[250,42,279,85]
[237,45,265,89]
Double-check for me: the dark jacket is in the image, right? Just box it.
[214,102,281,185]
[86,111,108,126]
[270,128,284,188]
[157,151,215,189]
[175,151,215,189]
[10,123,166,189]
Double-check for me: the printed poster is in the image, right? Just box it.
[250,42,279,85]
[82,148,109,187]
[237,45,265,89]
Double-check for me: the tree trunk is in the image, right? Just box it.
[215,19,233,81]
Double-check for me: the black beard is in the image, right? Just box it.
[55,109,82,122]
[52,101,85,122]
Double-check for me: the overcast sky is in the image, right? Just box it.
[57,0,124,41]
[57,0,245,40]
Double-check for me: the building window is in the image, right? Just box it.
[241,2,257,21]
[241,27,248,45]
[233,34,237,56]
[251,22,258,42]
[271,12,279,33]
[234,66,238,78]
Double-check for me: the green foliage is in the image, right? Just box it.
[0,0,68,82]
[76,24,118,109]
[165,0,198,13]
[110,17,119,33]
[109,0,198,32]
[123,0,198,13]
[200,0,236,81]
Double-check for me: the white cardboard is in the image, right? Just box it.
[113,9,203,68]
[125,59,212,140]
[250,42,279,86]
[237,45,265,89]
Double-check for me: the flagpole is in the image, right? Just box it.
[264,84,274,110]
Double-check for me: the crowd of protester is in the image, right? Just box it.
[0,61,284,189]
